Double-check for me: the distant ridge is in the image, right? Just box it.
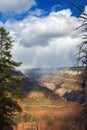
[11,70,61,100]
[24,67,67,80]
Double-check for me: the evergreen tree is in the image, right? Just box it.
[0,27,22,130]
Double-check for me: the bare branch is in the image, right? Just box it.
[70,2,87,16]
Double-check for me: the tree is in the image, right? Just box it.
[0,27,22,130]
[74,4,87,104]
[69,3,87,129]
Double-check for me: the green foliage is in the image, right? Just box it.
[0,27,22,129]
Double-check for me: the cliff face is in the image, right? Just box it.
[12,68,85,104]
[63,90,86,104]
[26,68,85,104]
[11,69,85,130]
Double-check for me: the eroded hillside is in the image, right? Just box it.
[12,69,86,130]
[38,68,86,104]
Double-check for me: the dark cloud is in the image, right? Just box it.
[3,8,83,69]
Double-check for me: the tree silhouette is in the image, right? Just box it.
[75,6,87,104]
[0,27,22,130]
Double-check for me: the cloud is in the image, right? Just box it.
[3,8,82,69]
[84,5,87,13]
[5,9,81,48]
[51,4,62,12]
[0,0,36,14]
[28,9,45,16]
[11,36,80,70]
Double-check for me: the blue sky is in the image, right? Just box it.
[0,0,87,69]
[0,0,87,22]
[35,0,87,15]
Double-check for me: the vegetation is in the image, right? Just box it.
[0,27,22,129]
[71,2,87,130]
[72,1,87,105]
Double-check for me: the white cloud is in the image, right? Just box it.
[28,9,45,16]
[0,0,36,14]
[11,36,80,70]
[51,4,62,12]
[5,9,81,47]
[3,8,82,69]
[84,5,87,13]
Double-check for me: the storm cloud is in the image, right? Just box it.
[1,7,84,70]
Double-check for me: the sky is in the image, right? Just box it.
[0,0,87,70]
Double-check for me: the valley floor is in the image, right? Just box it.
[13,91,85,130]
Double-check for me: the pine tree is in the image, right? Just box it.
[0,27,22,130]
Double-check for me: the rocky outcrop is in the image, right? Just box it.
[63,90,86,104]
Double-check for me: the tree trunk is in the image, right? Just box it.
[85,80,87,107]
